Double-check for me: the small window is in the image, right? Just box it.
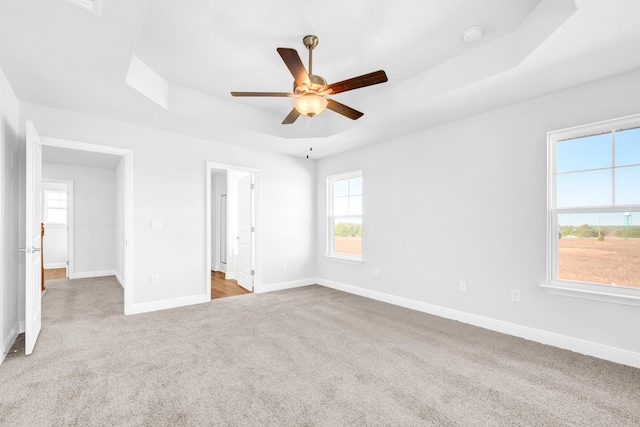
[544,114,640,306]
[44,190,68,224]
[59,0,101,15]
[327,171,363,261]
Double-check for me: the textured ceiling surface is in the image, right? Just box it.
[1,0,639,158]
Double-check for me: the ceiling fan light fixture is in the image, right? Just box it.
[294,95,328,117]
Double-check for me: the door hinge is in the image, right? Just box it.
[251,270,255,276]
[251,226,255,232]
[251,184,255,190]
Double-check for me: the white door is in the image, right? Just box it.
[25,121,43,355]
[236,174,254,291]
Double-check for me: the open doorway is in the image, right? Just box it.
[40,137,133,313]
[41,180,72,284]
[207,163,260,300]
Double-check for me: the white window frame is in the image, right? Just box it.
[43,189,68,225]
[326,170,363,263]
[542,114,640,306]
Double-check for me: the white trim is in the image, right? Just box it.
[70,269,116,279]
[18,321,25,334]
[323,255,365,264]
[1,323,20,366]
[41,137,133,315]
[44,262,67,269]
[316,278,640,369]
[541,282,640,306]
[128,293,210,315]
[254,278,316,294]
[114,272,125,289]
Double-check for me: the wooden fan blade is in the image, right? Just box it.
[282,108,301,124]
[231,92,295,97]
[326,99,364,120]
[277,48,310,86]
[325,70,388,95]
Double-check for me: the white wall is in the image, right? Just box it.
[42,162,116,277]
[18,103,317,312]
[317,69,640,357]
[115,158,125,285]
[0,66,20,364]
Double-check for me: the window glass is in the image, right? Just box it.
[615,166,640,205]
[558,212,640,288]
[615,127,640,166]
[556,169,611,207]
[556,133,611,173]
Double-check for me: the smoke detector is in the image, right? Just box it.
[463,26,483,43]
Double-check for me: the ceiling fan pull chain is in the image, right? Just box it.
[306,116,313,159]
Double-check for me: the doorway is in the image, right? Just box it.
[40,137,133,313]
[41,180,72,283]
[206,162,260,299]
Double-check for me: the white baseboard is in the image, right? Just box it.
[1,323,20,366]
[128,293,210,315]
[70,269,116,279]
[44,262,67,269]
[254,278,316,294]
[316,278,640,370]
[114,272,125,289]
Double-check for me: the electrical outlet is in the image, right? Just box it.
[281,261,287,270]
[459,281,467,293]
[373,268,379,277]
[511,289,520,302]
[151,274,159,284]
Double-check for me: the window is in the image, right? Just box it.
[543,114,640,306]
[44,190,68,224]
[327,171,363,261]
[59,0,101,15]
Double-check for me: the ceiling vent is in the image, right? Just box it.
[60,0,102,15]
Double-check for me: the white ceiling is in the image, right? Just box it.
[1,0,639,159]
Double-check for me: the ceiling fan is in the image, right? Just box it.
[231,35,388,124]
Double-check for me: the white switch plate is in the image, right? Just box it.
[459,281,467,293]
[373,268,379,277]
[282,261,287,269]
[151,220,162,230]
[511,289,520,302]
[151,274,159,284]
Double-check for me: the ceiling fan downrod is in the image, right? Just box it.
[303,35,318,76]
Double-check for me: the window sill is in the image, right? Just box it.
[540,281,640,307]
[324,254,364,264]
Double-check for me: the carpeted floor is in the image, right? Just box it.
[1,277,639,426]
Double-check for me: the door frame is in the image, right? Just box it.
[41,179,73,278]
[206,162,261,299]
[41,137,134,314]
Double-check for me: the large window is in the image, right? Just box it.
[544,114,640,306]
[327,171,362,261]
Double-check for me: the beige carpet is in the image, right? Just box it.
[1,277,639,426]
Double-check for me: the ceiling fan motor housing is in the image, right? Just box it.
[294,74,327,95]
